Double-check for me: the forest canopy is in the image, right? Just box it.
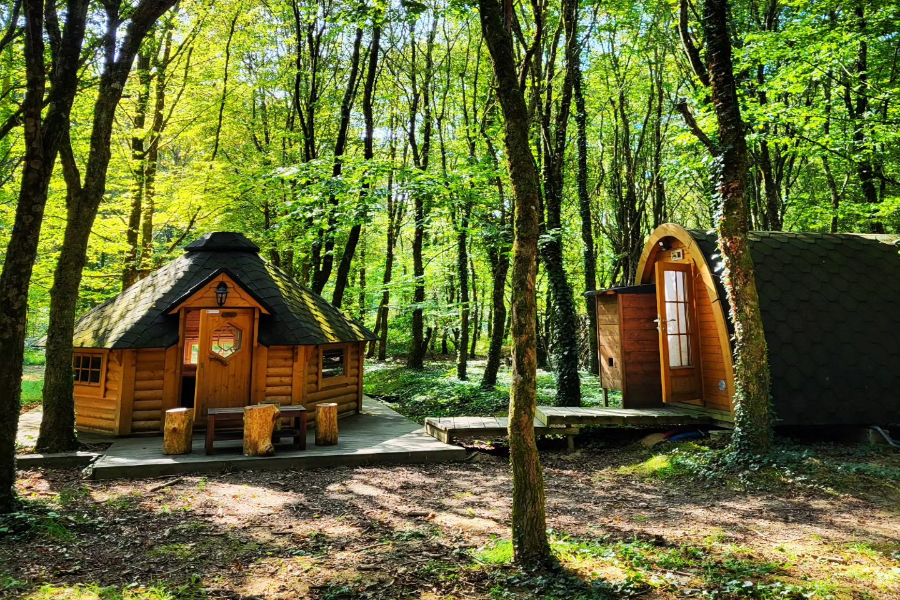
[0,0,898,354]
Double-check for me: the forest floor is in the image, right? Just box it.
[3,433,899,600]
[363,357,616,423]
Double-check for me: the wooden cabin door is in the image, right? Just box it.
[194,308,254,418]
[655,263,702,404]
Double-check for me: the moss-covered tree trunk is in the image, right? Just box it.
[37,0,179,454]
[479,0,551,567]
[702,0,772,453]
[0,0,91,508]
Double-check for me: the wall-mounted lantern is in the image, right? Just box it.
[215,281,229,306]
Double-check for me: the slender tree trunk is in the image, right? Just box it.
[822,71,842,233]
[37,0,179,453]
[333,25,381,308]
[469,254,479,359]
[479,0,551,567]
[406,17,437,369]
[372,126,402,361]
[122,50,151,289]
[702,0,772,454]
[573,39,598,376]
[314,27,364,295]
[481,244,509,388]
[538,0,581,406]
[139,32,175,276]
[849,4,882,233]
[1,0,91,492]
[456,201,471,379]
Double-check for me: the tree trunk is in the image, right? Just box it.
[479,0,551,567]
[315,27,364,295]
[243,404,278,457]
[0,0,89,513]
[848,4,882,233]
[371,124,402,361]
[122,50,151,290]
[538,0,581,406]
[406,17,437,370]
[456,201,471,379]
[481,244,510,388]
[37,0,179,454]
[702,0,772,454]
[315,403,339,446]
[333,24,381,308]
[573,38,598,376]
[469,254,479,359]
[163,408,193,455]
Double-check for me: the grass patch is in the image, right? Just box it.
[617,451,695,479]
[472,538,514,565]
[20,580,206,600]
[24,348,45,366]
[21,379,43,408]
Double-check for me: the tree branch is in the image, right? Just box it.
[675,98,718,155]
[678,0,710,87]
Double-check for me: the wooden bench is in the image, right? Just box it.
[206,405,307,455]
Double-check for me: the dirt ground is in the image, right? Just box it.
[2,436,899,600]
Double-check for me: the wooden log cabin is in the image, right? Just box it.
[591,223,900,426]
[70,232,376,435]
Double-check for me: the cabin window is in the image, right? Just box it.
[663,270,693,367]
[321,348,345,379]
[210,324,243,359]
[73,353,102,386]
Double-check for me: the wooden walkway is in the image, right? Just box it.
[424,406,711,445]
[88,399,466,480]
[424,416,577,444]
[536,406,710,426]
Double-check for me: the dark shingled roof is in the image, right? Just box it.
[73,232,376,349]
[686,229,900,426]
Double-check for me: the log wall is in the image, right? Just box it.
[302,343,362,421]
[74,349,119,434]
[74,340,366,436]
[130,348,167,433]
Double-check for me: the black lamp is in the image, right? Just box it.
[215,281,229,306]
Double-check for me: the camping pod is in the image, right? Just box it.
[70,232,376,435]
[590,224,900,427]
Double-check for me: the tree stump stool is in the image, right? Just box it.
[163,408,193,455]
[315,403,339,446]
[243,404,279,457]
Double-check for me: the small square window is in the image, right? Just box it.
[321,348,345,379]
[73,352,102,387]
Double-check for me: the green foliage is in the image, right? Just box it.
[472,534,822,600]
[615,441,900,504]
[364,360,610,422]
[363,362,508,422]
[23,349,45,366]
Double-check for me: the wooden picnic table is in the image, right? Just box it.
[206,405,307,455]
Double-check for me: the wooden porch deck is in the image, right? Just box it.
[424,406,711,445]
[87,399,466,480]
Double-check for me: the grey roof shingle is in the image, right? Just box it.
[73,233,376,349]
[687,229,900,426]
